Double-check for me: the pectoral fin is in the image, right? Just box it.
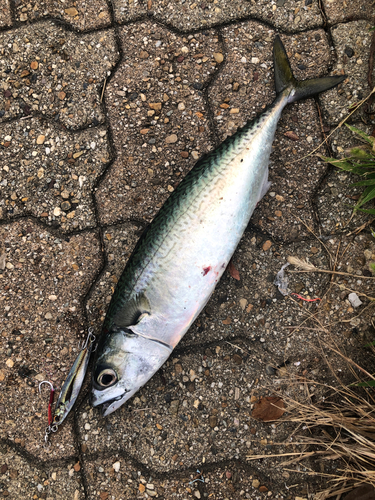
[113,293,151,328]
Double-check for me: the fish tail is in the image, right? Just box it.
[273,35,346,104]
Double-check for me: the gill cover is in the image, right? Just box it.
[91,326,171,416]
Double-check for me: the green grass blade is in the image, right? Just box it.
[355,185,375,209]
[356,208,375,215]
[350,178,375,187]
[345,124,375,145]
[356,380,375,388]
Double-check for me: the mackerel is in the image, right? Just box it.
[91,35,345,416]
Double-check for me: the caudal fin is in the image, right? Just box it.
[273,35,346,104]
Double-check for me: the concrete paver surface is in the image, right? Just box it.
[1,1,375,499]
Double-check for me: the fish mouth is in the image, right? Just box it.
[101,395,125,416]
[91,388,139,416]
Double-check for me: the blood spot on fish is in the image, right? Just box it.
[202,266,211,276]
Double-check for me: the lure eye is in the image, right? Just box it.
[96,368,117,388]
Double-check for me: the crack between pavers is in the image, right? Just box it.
[0,437,79,470]
[0,112,110,134]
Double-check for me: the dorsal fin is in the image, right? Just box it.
[113,292,151,328]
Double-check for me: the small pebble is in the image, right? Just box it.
[6,359,14,368]
[166,134,178,144]
[239,298,247,310]
[65,7,78,16]
[213,53,224,63]
[348,292,362,308]
[262,240,272,251]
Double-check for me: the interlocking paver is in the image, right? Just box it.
[0,0,12,29]
[83,456,291,499]
[0,22,119,128]
[14,0,111,30]
[141,0,323,32]
[96,22,220,225]
[322,0,375,25]
[0,221,101,459]
[1,2,374,498]
[112,0,148,23]
[0,443,84,499]
[320,20,375,125]
[0,119,110,231]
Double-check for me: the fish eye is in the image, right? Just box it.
[96,367,117,388]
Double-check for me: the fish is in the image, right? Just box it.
[91,35,345,416]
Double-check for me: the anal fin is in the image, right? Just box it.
[257,167,271,204]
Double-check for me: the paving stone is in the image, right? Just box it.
[318,234,375,325]
[14,0,111,30]
[83,457,141,499]
[209,24,339,241]
[0,21,119,128]
[82,456,307,499]
[0,3,373,499]
[322,0,375,25]
[141,0,253,29]
[0,0,12,28]
[96,22,219,225]
[112,0,148,23]
[0,220,101,460]
[0,119,110,231]
[134,0,322,31]
[0,443,84,499]
[320,20,375,125]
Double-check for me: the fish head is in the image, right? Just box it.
[90,326,170,416]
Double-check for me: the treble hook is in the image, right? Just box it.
[78,328,96,351]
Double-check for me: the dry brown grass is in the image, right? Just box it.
[247,344,375,499]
